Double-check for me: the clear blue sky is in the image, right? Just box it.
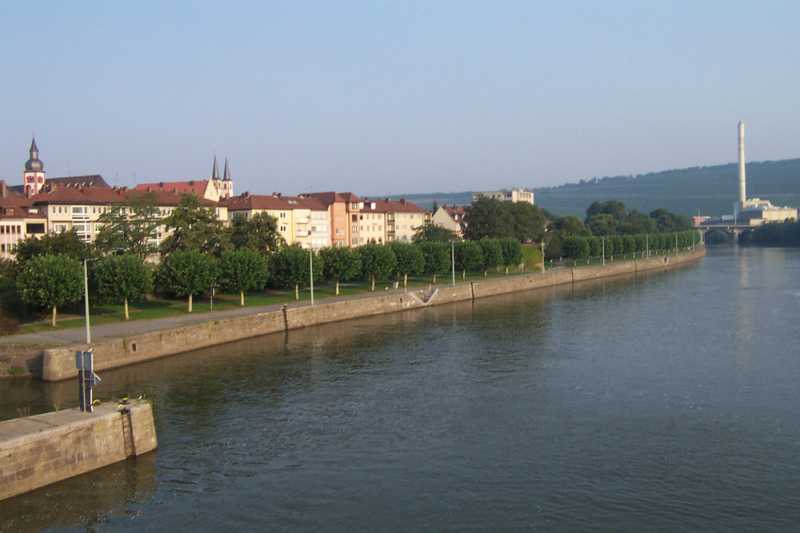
[1,1,798,195]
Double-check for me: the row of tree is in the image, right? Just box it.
[739,221,800,246]
[12,238,525,326]
[558,230,701,260]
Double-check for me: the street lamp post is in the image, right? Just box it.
[601,237,605,266]
[451,241,456,287]
[309,249,315,305]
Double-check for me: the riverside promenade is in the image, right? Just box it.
[1,248,706,381]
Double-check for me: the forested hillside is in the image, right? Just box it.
[394,158,800,216]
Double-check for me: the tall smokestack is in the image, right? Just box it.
[738,120,747,206]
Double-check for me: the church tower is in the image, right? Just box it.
[23,137,46,197]
[221,157,233,198]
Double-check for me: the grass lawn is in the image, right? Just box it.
[14,268,545,335]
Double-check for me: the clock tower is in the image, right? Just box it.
[23,138,46,197]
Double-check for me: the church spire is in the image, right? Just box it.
[211,156,220,181]
[30,137,39,158]
[223,158,231,181]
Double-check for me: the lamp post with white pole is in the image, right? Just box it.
[309,249,315,305]
[451,241,456,287]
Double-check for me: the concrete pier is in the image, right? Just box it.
[0,400,157,501]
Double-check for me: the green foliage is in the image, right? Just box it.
[156,250,216,298]
[160,195,230,257]
[320,246,362,283]
[390,242,425,278]
[94,254,153,305]
[499,238,523,267]
[95,192,160,258]
[609,236,624,255]
[358,244,397,287]
[15,229,90,265]
[413,221,456,242]
[586,200,627,222]
[218,250,268,304]
[650,209,691,232]
[478,238,504,271]
[464,198,515,240]
[562,237,590,260]
[588,237,602,257]
[551,215,590,236]
[417,241,450,277]
[623,235,636,254]
[229,212,285,254]
[507,202,546,242]
[454,240,484,274]
[16,255,83,325]
[520,244,543,270]
[268,245,321,291]
[586,214,617,236]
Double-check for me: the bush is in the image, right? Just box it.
[499,238,523,273]
[479,238,504,274]
[268,245,321,300]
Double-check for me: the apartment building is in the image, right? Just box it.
[222,193,331,250]
[302,192,363,247]
[472,188,535,205]
[30,186,226,249]
[0,182,46,259]
[359,198,429,243]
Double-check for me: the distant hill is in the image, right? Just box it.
[393,158,800,217]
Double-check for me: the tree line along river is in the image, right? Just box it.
[1,245,799,531]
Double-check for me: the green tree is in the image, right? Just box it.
[156,250,216,312]
[268,245,321,300]
[358,244,397,291]
[15,229,90,266]
[619,210,656,235]
[551,215,590,236]
[586,214,617,236]
[417,241,450,283]
[320,246,362,295]
[17,255,83,327]
[229,212,285,254]
[218,250,268,306]
[94,254,154,320]
[464,198,514,240]
[94,192,160,258]
[390,242,424,287]
[160,195,230,257]
[499,238,523,273]
[454,241,484,280]
[412,221,456,242]
[586,200,627,223]
[507,202,546,242]
[478,238,503,276]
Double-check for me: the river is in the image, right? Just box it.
[1,246,799,531]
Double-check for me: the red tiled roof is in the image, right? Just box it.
[303,191,361,206]
[361,198,426,214]
[222,194,328,211]
[30,186,217,207]
[134,180,212,197]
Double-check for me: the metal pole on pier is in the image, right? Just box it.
[451,241,456,287]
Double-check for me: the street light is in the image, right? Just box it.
[451,240,456,287]
[309,248,315,305]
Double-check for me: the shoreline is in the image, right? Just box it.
[11,247,705,382]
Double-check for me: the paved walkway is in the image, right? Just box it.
[0,286,427,348]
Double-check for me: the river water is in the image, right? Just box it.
[2,246,800,531]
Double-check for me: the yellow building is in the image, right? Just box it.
[359,198,430,243]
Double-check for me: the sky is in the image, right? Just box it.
[0,1,798,196]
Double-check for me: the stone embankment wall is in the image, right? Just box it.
[0,400,156,501]
[41,248,705,382]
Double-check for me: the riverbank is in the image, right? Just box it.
[7,247,704,381]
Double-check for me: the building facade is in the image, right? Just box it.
[359,198,429,243]
[472,188,535,205]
